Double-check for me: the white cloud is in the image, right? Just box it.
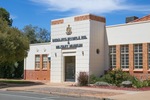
[30,0,150,14]
[10,15,17,19]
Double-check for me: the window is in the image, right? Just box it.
[110,46,116,68]
[148,44,150,68]
[134,44,143,69]
[42,55,48,69]
[121,45,129,68]
[35,55,40,69]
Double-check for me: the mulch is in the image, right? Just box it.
[83,85,150,91]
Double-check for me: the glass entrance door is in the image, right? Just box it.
[65,56,75,82]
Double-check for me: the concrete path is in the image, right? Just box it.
[109,91,150,100]
[0,82,149,100]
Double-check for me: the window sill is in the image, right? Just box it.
[133,69,143,72]
[35,69,40,71]
[147,70,150,72]
[42,68,48,71]
[122,69,129,71]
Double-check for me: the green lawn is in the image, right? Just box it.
[0,79,35,84]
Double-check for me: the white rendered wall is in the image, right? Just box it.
[107,21,150,45]
[51,16,90,83]
[89,20,106,76]
[24,43,51,70]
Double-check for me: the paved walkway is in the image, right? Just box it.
[0,82,149,100]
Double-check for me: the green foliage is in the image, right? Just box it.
[0,20,29,63]
[0,7,12,26]
[0,8,28,79]
[89,74,101,84]
[90,69,150,88]
[0,61,24,79]
[0,79,36,84]
[131,79,150,88]
[78,72,89,86]
[22,24,50,43]
[144,80,150,86]
[100,69,132,86]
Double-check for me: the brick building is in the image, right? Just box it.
[24,14,150,82]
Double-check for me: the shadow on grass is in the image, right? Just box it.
[0,79,45,89]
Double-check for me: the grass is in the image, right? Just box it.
[0,79,35,84]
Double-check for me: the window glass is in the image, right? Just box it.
[121,45,129,68]
[134,44,143,69]
[35,55,40,69]
[109,46,116,68]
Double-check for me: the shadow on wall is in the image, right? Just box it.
[0,80,45,89]
[104,26,110,72]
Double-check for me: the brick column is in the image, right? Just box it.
[129,44,134,74]
[116,45,120,69]
[143,43,148,74]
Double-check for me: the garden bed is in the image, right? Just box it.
[84,85,150,91]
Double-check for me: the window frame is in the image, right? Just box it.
[42,54,48,70]
[35,55,40,70]
[120,45,129,69]
[134,44,143,69]
[109,46,116,68]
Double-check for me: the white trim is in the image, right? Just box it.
[30,42,51,46]
[107,20,150,28]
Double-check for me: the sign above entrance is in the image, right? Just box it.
[56,44,83,49]
[52,35,87,49]
[52,36,87,42]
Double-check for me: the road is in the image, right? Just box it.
[0,90,99,100]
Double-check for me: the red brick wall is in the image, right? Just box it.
[116,45,120,69]
[110,43,150,80]
[129,44,134,75]
[24,70,50,80]
[51,19,64,25]
[24,54,51,81]
[74,14,105,23]
[143,43,148,74]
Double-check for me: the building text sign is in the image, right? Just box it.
[52,36,87,42]
[52,35,87,49]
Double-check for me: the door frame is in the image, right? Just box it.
[64,56,76,82]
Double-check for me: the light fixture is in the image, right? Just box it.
[48,55,51,62]
[55,53,57,57]
[82,51,84,56]
[36,48,39,52]
[44,48,46,52]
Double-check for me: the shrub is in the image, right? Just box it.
[133,80,143,88]
[78,72,89,86]
[100,69,132,86]
[89,74,101,84]
[144,80,150,86]
[142,80,149,87]
[89,69,150,88]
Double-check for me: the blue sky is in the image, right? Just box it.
[0,0,150,31]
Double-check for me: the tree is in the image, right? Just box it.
[0,18,29,63]
[22,25,50,43]
[0,7,12,26]
[22,25,37,43]
[0,8,29,79]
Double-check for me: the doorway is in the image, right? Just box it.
[64,56,75,82]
